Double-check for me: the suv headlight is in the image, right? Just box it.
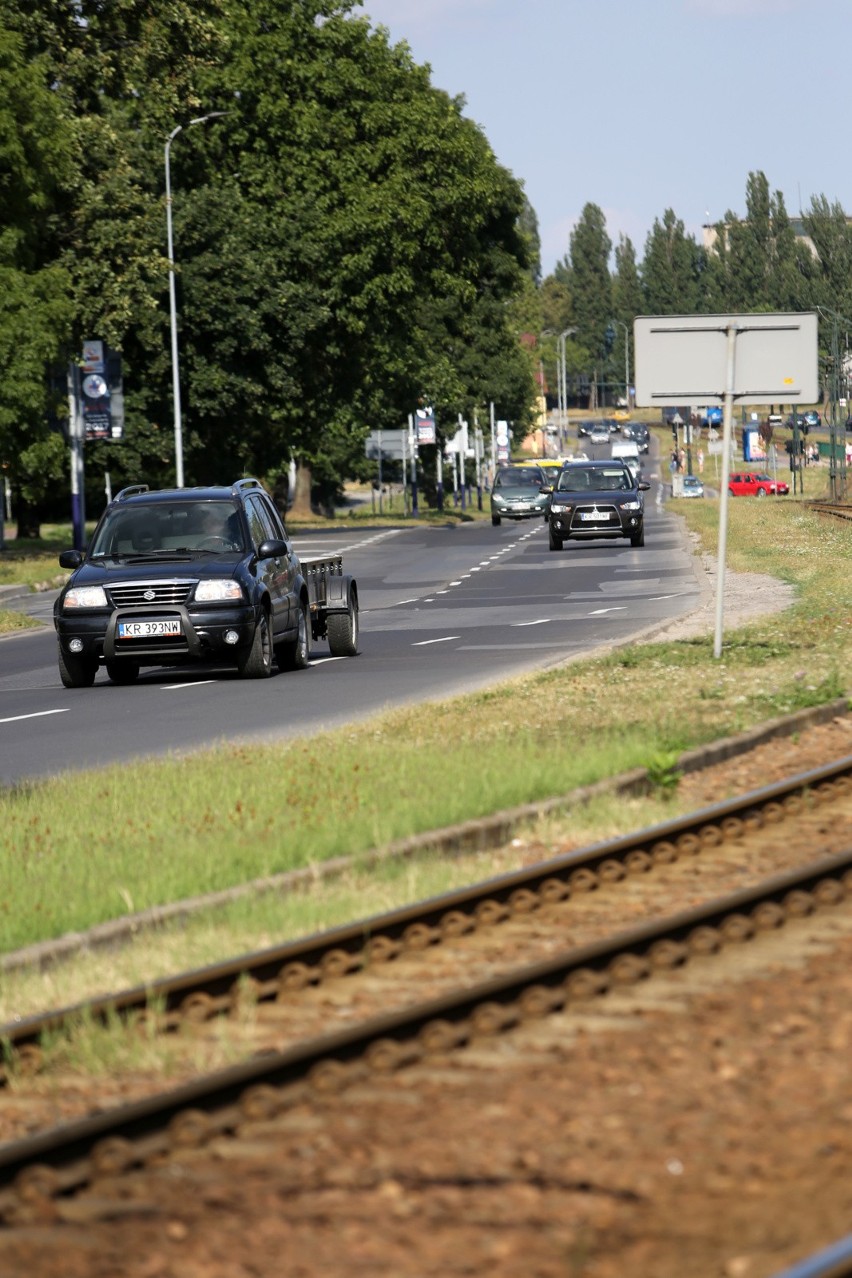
[195,579,244,602]
[63,585,108,608]
[620,500,642,511]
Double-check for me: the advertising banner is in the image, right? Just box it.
[81,340,112,440]
[415,407,436,445]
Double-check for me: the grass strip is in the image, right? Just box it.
[1,495,848,960]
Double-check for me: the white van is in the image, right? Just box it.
[611,440,640,463]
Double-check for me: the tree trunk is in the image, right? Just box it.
[14,491,41,540]
[287,460,314,520]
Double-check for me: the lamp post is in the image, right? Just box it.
[612,319,630,410]
[165,111,228,488]
[559,328,576,453]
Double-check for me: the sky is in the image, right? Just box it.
[354,0,851,277]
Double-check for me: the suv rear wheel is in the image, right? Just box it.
[276,600,310,671]
[237,609,273,678]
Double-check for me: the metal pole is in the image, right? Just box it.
[165,112,228,490]
[408,413,418,517]
[489,401,496,482]
[714,324,738,660]
[165,125,183,488]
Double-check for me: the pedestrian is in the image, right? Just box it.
[697,448,704,473]
[678,448,685,472]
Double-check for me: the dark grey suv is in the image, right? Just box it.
[546,461,650,550]
[54,479,312,687]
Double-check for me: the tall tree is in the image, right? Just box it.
[0,15,77,534]
[641,209,702,314]
[567,203,611,407]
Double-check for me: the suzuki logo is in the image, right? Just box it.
[144,589,155,601]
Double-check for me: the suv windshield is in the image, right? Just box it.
[494,469,543,488]
[557,468,632,492]
[89,500,245,557]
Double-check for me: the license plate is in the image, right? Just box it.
[117,618,182,639]
[510,503,532,511]
[581,511,609,521]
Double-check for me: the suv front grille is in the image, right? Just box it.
[570,503,619,531]
[107,580,196,607]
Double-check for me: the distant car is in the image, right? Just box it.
[589,424,611,445]
[490,466,550,526]
[603,417,620,433]
[700,407,723,427]
[548,461,649,549]
[728,471,781,497]
[577,421,594,438]
[613,409,631,422]
[803,411,821,430]
[786,413,807,431]
[680,474,705,498]
[631,423,650,454]
[754,472,789,495]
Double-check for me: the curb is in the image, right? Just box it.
[3,695,848,976]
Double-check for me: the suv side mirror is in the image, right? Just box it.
[638,481,651,491]
[59,550,83,569]
[257,538,290,559]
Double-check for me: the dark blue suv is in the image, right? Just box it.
[54,479,311,687]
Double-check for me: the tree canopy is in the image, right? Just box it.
[0,0,535,527]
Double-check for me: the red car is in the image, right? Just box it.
[728,471,786,497]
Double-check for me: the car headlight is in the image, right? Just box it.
[63,585,108,608]
[620,500,642,511]
[491,495,505,506]
[195,579,244,602]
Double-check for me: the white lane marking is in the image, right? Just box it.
[588,607,627,615]
[306,656,347,665]
[512,619,551,627]
[450,580,463,586]
[0,709,69,725]
[160,680,218,690]
[649,594,682,601]
[412,636,460,646]
[394,597,421,606]
[424,597,435,602]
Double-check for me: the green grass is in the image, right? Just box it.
[1,494,849,964]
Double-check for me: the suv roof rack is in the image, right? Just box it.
[231,478,263,496]
[114,484,150,502]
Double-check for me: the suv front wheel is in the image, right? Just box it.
[58,647,98,689]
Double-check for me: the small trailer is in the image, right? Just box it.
[301,554,359,657]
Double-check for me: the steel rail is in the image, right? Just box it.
[770,1234,852,1278]
[0,846,851,1216]
[3,753,851,1079]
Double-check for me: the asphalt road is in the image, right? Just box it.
[0,479,702,787]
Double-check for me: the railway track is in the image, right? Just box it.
[1,756,852,1218]
[3,753,852,1097]
[1,844,851,1228]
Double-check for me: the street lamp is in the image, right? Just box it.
[612,319,630,410]
[165,111,228,488]
[559,328,576,453]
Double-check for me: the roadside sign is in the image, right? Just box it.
[365,429,407,461]
[634,313,818,407]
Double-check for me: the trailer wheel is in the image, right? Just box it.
[327,588,359,657]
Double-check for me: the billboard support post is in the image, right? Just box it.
[714,323,738,660]
[634,312,818,661]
